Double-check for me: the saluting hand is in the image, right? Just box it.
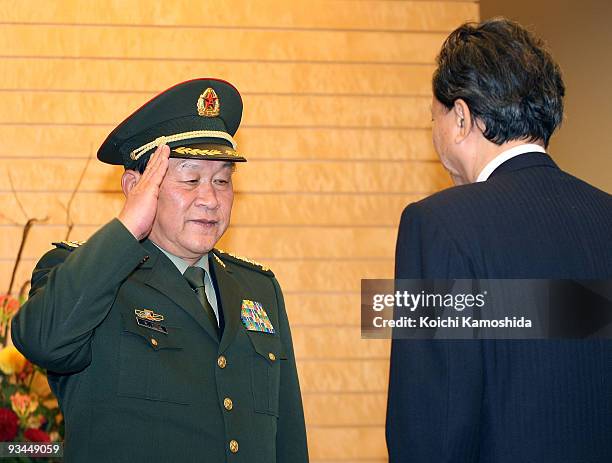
[118,144,170,240]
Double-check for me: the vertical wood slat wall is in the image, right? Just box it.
[0,1,478,461]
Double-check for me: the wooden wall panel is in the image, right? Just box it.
[0,1,478,461]
[0,58,436,96]
[292,327,389,359]
[0,93,433,127]
[304,393,386,426]
[271,260,393,292]
[1,25,447,63]
[309,428,387,460]
[298,360,389,393]
[1,1,477,31]
[284,294,362,326]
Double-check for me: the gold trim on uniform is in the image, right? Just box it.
[213,254,227,268]
[60,240,86,248]
[172,146,241,158]
[129,130,237,160]
[217,249,270,272]
[197,87,221,117]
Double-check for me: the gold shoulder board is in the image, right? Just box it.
[52,240,87,251]
[214,249,273,275]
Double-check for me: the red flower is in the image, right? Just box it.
[24,428,51,442]
[0,408,19,441]
[0,295,19,317]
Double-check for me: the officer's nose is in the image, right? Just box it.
[194,182,219,210]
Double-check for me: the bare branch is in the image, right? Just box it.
[4,168,48,296]
[65,151,93,240]
[7,168,28,222]
[7,216,48,295]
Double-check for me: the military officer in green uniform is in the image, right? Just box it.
[11,78,309,462]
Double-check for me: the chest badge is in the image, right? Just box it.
[134,308,164,322]
[241,300,275,334]
[134,308,167,334]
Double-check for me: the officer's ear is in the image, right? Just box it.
[121,170,141,197]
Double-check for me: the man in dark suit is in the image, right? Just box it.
[12,78,309,462]
[386,19,612,462]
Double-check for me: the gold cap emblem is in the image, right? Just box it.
[197,87,220,117]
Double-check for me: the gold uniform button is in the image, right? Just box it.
[223,397,233,411]
[229,439,239,453]
[217,355,227,369]
[268,352,276,361]
[150,338,158,347]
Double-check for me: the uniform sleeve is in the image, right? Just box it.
[272,277,309,463]
[387,203,483,463]
[11,219,149,374]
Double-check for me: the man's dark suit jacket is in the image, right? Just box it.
[387,152,612,462]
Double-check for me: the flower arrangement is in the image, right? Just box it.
[0,294,64,459]
[0,165,84,459]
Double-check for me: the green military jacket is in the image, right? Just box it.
[12,219,308,462]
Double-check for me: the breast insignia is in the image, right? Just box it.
[52,240,87,251]
[214,249,273,275]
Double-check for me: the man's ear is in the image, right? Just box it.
[121,170,141,197]
[453,99,472,142]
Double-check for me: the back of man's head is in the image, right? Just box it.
[433,18,565,147]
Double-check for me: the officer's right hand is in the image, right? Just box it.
[118,144,170,240]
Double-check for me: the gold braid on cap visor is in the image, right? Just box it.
[129,130,237,160]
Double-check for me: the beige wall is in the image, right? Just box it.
[0,1,478,460]
[480,0,612,193]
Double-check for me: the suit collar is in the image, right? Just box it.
[489,152,559,179]
[477,144,545,182]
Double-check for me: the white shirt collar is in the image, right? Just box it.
[476,143,546,182]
